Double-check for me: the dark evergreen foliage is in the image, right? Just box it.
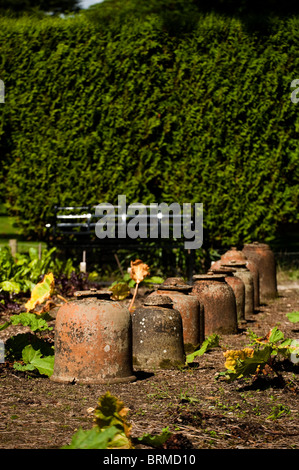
[0,11,298,247]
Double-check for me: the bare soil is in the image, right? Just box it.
[0,282,298,450]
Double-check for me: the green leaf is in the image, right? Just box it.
[286,311,299,323]
[30,355,55,377]
[137,427,172,448]
[128,279,136,288]
[0,281,21,294]
[13,344,55,377]
[110,282,130,301]
[143,276,164,284]
[106,431,131,449]
[23,279,36,293]
[266,404,290,420]
[62,426,119,449]
[276,340,293,358]
[10,312,51,332]
[13,362,36,372]
[247,329,259,343]
[28,247,38,261]
[279,339,293,347]
[0,321,11,331]
[6,333,53,361]
[22,344,41,364]
[268,327,284,344]
[186,334,220,363]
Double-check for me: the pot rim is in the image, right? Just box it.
[193,273,226,281]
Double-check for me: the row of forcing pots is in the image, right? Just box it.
[50,242,277,385]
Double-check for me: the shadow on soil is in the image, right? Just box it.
[134,371,154,381]
[237,360,299,392]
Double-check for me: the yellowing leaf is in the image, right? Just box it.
[110,282,130,301]
[130,259,150,284]
[93,392,133,449]
[25,273,54,313]
[255,330,272,344]
[223,348,254,371]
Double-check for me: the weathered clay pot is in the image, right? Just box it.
[132,295,185,370]
[246,260,259,310]
[210,259,223,270]
[150,277,204,353]
[209,267,245,324]
[221,247,246,263]
[221,261,254,318]
[242,242,277,304]
[51,289,136,384]
[219,247,260,309]
[192,273,238,335]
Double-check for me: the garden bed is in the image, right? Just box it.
[0,281,298,449]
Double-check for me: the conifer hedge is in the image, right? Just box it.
[0,12,298,247]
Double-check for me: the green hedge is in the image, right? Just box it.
[0,12,298,247]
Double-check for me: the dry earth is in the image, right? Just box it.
[0,281,298,450]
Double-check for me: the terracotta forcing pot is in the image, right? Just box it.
[221,261,254,318]
[132,294,185,370]
[192,273,238,335]
[208,267,245,324]
[242,242,277,304]
[219,247,260,309]
[221,247,246,264]
[150,277,204,353]
[51,289,136,384]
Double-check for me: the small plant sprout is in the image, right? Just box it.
[218,327,298,383]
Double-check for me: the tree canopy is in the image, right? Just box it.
[0,0,81,15]
[86,0,299,35]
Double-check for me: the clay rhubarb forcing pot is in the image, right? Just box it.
[208,267,245,324]
[219,247,260,310]
[149,277,204,353]
[50,289,136,384]
[132,294,185,370]
[221,261,254,318]
[192,273,238,335]
[242,242,277,304]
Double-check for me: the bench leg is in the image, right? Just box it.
[186,249,195,283]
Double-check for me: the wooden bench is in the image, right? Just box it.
[47,204,199,281]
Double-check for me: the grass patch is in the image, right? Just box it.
[0,215,19,238]
[0,209,46,253]
[277,262,299,282]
